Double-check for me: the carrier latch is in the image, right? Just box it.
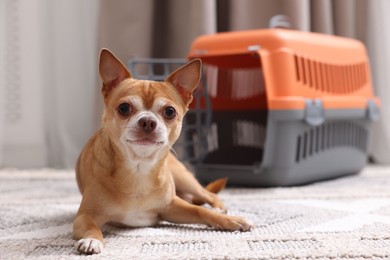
[304,99,325,126]
[367,99,380,121]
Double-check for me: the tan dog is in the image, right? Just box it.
[73,49,252,254]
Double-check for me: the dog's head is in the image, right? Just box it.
[98,49,201,159]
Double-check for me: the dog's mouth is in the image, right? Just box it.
[126,138,164,146]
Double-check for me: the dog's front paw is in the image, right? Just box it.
[215,215,253,232]
[75,238,103,254]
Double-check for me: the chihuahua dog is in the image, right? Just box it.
[73,49,252,254]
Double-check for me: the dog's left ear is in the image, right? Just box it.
[165,59,202,106]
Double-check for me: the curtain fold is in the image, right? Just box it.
[98,0,155,61]
[0,0,5,166]
[311,0,334,34]
[160,0,217,58]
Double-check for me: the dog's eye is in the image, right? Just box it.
[163,106,176,119]
[118,103,131,117]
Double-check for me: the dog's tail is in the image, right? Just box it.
[204,178,228,194]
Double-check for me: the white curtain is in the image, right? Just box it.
[364,0,390,163]
[1,0,49,167]
[1,0,390,168]
[0,1,5,166]
[1,0,100,168]
[43,0,100,168]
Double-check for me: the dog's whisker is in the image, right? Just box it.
[169,145,178,158]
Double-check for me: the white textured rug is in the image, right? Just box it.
[1,167,390,259]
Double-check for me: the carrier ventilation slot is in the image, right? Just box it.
[232,120,265,149]
[294,55,368,94]
[205,121,266,153]
[295,121,368,163]
[204,64,265,99]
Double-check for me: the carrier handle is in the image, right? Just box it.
[269,15,292,29]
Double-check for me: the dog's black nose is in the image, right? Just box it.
[138,117,157,133]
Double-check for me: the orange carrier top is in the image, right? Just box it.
[188,29,380,110]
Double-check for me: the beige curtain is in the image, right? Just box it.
[97,0,366,58]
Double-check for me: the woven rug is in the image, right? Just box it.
[1,167,390,259]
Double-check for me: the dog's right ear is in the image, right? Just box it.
[99,49,131,99]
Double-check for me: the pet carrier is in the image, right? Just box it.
[185,28,380,186]
[128,28,380,187]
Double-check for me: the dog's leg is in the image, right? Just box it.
[191,178,228,207]
[73,213,104,254]
[159,196,252,231]
[168,154,226,210]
